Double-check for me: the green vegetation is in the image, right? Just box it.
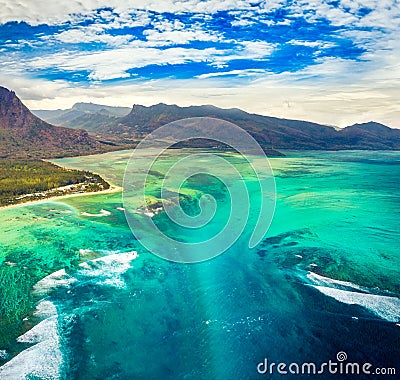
[0,159,111,347]
[0,263,41,348]
[0,159,110,206]
[0,246,82,349]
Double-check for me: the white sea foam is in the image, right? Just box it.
[99,277,126,288]
[0,301,62,380]
[91,250,137,265]
[33,251,137,296]
[34,300,58,319]
[37,251,138,292]
[82,209,111,217]
[0,341,62,380]
[307,272,365,292]
[0,252,139,378]
[79,249,94,255]
[306,272,400,322]
[17,317,58,344]
[78,251,137,273]
[78,251,138,289]
[33,269,77,297]
[0,350,9,360]
[313,285,400,322]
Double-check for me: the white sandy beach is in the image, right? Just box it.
[0,184,122,211]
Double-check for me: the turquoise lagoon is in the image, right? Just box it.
[0,150,399,379]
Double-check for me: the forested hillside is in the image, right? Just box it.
[0,160,109,206]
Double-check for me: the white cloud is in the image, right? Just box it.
[27,45,223,80]
[230,18,255,27]
[152,19,186,33]
[0,0,259,25]
[4,50,399,130]
[285,0,400,31]
[144,29,218,45]
[228,10,257,27]
[87,9,152,30]
[197,69,267,79]
[287,0,357,26]
[54,28,132,46]
[236,40,276,59]
[258,0,287,13]
[287,40,335,49]
[140,17,223,46]
[10,36,276,81]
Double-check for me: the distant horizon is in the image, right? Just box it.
[28,98,393,130]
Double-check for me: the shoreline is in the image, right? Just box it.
[0,184,122,211]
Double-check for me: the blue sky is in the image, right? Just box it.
[0,0,399,127]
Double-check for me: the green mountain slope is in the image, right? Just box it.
[0,87,120,158]
[115,103,400,150]
[33,102,400,152]
[32,102,131,131]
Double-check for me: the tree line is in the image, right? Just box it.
[0,159,109,205]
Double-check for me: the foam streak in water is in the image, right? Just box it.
[0,301,62,380]
[306,272,400,322]
[81,209,111,217]
[314,286,400,322]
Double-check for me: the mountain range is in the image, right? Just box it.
[118,104,400,150]
[3,86,400,159]
[38,101,400,151]
[32,103,131,132]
